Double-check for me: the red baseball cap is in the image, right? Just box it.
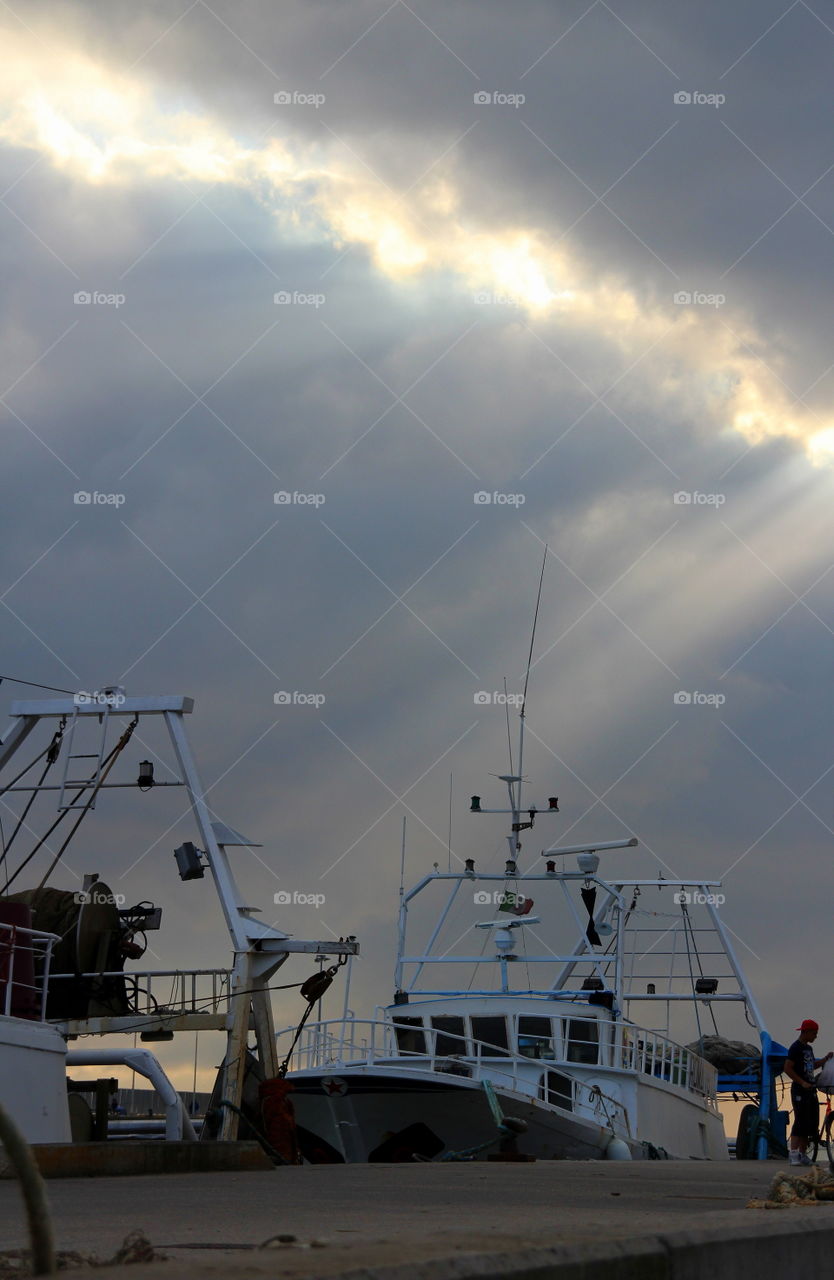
[798,1019,819,1033]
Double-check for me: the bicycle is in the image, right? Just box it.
[809,1088,834,1165]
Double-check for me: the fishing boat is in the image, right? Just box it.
[275,565,784,1163]
[0,687,357,1150]
[278,807,757,1159]
[278,772,787,1162]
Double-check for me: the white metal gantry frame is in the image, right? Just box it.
[0,693,358,1141]
[394,865,768,1038]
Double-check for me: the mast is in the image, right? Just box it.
[514,543,547,844]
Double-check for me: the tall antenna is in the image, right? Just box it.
[447,773,453,873]
[503,676,514,776]
[516,544,548,810]
[521,544,548,722]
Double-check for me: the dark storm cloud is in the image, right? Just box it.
[2,0,834,1076]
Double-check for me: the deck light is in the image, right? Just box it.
[470,796,481,811]
[647,983,656,994]
[581,977,604,991]
[695,978,718,995]
[141,1028,174,1042]
[464,858,475,876]
[174,841,205,881]
[546,860,556,874]
[137,760,154,791]
[505,859,517,876]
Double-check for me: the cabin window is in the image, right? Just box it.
[566,1019,599,1065]
[539,1070,573,1110]
[518,1016,553,1059]
[471,1016,510,1056]
[393,1017,426,1055]
[430,1016,467,1056]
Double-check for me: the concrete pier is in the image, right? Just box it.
[1,1161,832,1278]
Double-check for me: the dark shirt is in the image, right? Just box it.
[786,1038,817,1087]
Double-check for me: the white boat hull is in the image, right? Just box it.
[288,1067,650,1162]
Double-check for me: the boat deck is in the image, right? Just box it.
[0,1160,827,1279]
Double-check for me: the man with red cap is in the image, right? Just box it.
[784,1019,833,1165]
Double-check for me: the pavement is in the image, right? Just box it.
[2,1160,832,1278]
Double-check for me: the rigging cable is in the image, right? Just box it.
[0,733,61,800]
[4,719,137,893]
[0,721,67,883]
[680,900,704,1045]
[0,675,75,694]
[520,543,547,722]
[682,898,719,1037]
[35,716,139,891]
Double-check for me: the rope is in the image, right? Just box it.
[0,1102,55,1275]
[211,1100,291,1166]
[439,1129,508,1161]
[276,977,333,1078]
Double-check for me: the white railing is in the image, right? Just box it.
[48,967,233,1017]
[0,919,58,1020]
[276,1011,717,1104]
[616,1024,717,1098]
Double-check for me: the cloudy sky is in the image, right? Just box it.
[2,1,834,1108]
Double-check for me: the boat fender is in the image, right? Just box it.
[259,1078,301,1165]
[604,1137,631,1161]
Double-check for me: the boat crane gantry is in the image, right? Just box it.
[0,691,358,1140]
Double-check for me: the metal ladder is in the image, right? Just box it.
[57,701,113,810]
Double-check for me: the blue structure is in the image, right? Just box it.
[715,1031,788,1159]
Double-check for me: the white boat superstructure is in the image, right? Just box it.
[0,915,71,1143]
[277,859,746,1162]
